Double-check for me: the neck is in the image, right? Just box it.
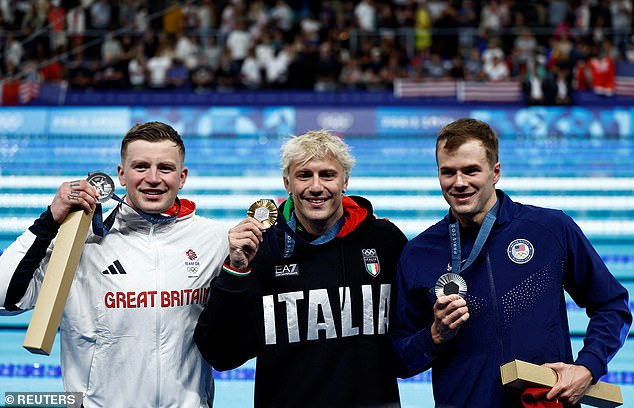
[454,196,498,227]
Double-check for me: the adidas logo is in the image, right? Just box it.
[102,260,127,275]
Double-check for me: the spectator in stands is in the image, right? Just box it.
[355,0,377,32]
[464,46,485,81]
[95,54,127,89]
[479,0,509,36]
[147,43,173,89]
[39,46,65,83]
[200,35,222,70]
[47,0,66,51]
[67,48,95,89]
[167,57,190,90]
[194,129,407,408]
[339,55,364,89]
[512,26,538,71]
[196,0,216,37]
[226,19,252,66]
[174,31,199,70]
[270,0,294,37]
[240,46,263,89]
[215,47,240,91]
[522,57,551,105]
[610,0,633,60]
[414,1,432,54]
[314,40,341,91]
[553,64,573,105]
[66,4,86,48]
[101,30,122,62]
[127,44,148,89]
[89,0,112,32]
[0,121,229,408]
[390,117,632,408]
[3,31,24,70]
[588,41,616,96]
[423,52,448,78]
[548,0,571,29]
[191,54,215,92]
[575,0,592,37]
[162,0,184,35]
[457,0,478,49]
[483,53,509,81]
[246,0,269,39]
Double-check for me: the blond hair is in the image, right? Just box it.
[281,130,356,178]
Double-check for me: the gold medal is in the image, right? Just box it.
[247,199,278,229]
[434,273,467,299]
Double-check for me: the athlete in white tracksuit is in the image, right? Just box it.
[0,201,228,407]
[0,121,229,408]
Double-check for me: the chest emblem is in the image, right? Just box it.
[275,263,299,277]
[507,239,534,264]
[185,249,201,278]
[362,248,381,277]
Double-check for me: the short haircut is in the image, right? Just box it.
[121,121,185,163]
[436,118,499,168]
[281,130,356,179]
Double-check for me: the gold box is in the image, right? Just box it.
[501,359,623,408]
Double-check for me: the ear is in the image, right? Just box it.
[179,166,188,189]
[117,164,126,187]
[283,176,290,193]
[342,176,349,194]
[492,162,501,184]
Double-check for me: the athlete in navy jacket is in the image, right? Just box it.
[389,118,631,407]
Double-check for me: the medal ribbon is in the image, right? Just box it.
[281,212,345,257]
[92,194,180,237]
[449,201,499,274]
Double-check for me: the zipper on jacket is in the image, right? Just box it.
[149,224,161,407]
[486,252,504,368]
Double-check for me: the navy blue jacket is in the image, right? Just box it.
[390,190,631,407]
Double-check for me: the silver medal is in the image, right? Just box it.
[87,172,115,203]
[434,273,467,299]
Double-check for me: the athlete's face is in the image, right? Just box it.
[284,156,349,236]
[118,140,187,214]
[437,139,500,226]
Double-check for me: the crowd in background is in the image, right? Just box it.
[0,0,633,103]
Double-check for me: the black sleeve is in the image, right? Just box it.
[4,207,60,310]
[194,270,259,371]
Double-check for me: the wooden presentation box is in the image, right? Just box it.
[501,359,623,408]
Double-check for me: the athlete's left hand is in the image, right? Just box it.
[542,362,593,405]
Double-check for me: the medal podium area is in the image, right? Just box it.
[0,103,633,407]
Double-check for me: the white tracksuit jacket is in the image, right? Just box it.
[0,202,229,408]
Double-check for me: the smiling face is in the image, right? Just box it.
[283,156,349,236]
[117,139,188,214]
[437,139,500,226]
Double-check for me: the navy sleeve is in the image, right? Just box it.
[4,208,59,310]
[389,248,442,378]
[194,268,259,371]
[561,214,632,381]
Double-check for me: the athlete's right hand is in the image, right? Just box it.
[228,217,266,270]
[50,180,98,224]
[430,294,470,345]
